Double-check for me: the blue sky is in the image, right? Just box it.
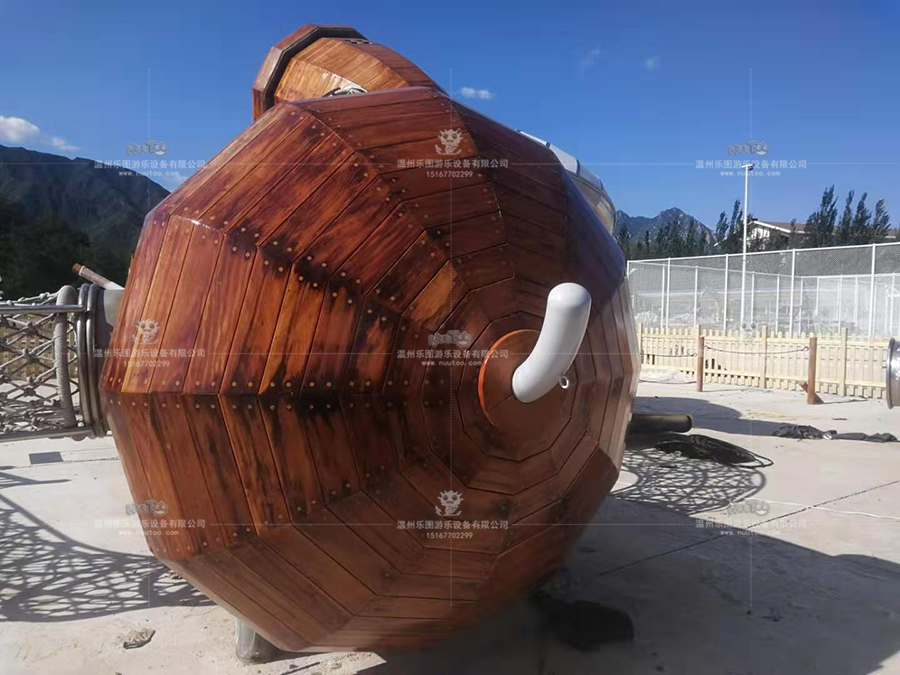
[1,0,898,228]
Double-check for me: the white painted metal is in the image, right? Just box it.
[512,283,591,403]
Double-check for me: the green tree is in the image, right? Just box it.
[836,190,855,245]
[850,192,871,244]
[616,221,632,257]
[872,199,891,241]
[0,198,90,299]
[805,185,838,248]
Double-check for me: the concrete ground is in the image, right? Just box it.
[1,379,898,674]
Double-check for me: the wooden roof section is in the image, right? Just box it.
[253,24,438,120]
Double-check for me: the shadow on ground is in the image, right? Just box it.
[0,470,210,623]
[369,442,900,675]
[634,394,792,437]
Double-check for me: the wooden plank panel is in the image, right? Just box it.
[219,131,353,243]
[369,232,446,314]
[148,394,229,552]
[121,215,194,393]
[177,106,305,221]
[359,596,478,620]
[198,112,323,230]
[379,162,489,200]
[408,184,499,229]
[260,154,376,257]
[149,222,220,392]
[222,250,290,395]
[260,264,325,394]
[231,538,350,632]
[494,183,566,233]
[182,394,254,542]
[301,282,362,394]
[328,492,425,575]
[183,229,257,395]
[506,212,566,257]
[362,134,478,172]
[341,394,396,488]
[259,395,323,519]
[294,180,396,270]
[218,544,334,643]
[119,393,195,560]
[174,553,309,650]
[103,393,155,534]
[300,393,361,502]
[336,207,422,295]
[452,245,513,289]
[219,396,291,529]
[427,211,505,258]
[509,244,566,288]
[102,210,168,390]
[317,96,450,130]
[264,525,374,613]
[302,86,440,115]
[341,112,466,150]
[343,299,398,394]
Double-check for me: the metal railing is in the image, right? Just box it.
[0,284,109,441]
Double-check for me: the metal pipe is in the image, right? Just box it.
[512,283,591,403]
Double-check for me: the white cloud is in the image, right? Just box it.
[460,87,493,100]
[161,171,189,189]
[0,115,79,152]
[0,116,41,143]
[643,55,661,70]
[580,47,603,71]
[49,136,80,152]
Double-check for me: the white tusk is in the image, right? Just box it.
[512,283,591,403]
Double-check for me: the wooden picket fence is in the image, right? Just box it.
[638,324,890,399]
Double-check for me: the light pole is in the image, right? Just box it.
[739,162,754,329]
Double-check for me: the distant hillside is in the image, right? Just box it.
[0,145,168,297]
[616,207,711,239]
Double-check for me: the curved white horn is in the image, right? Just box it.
[512,283,591,403]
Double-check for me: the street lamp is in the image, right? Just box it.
[739,162,755,330]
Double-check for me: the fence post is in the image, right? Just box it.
[723,254,729,330]
[761,324,768,389]
[750,272,756,326]
[665,257,672,331]
[659,264,666,329]
[696,334,705,392]
[637,322,644,363]
[789,249,796,337]
[807,336,818,404]
[693,266,699,326]
[839,327,848,397]
[869,243,877,338]
[891,273,897,336]
[775,275,781,333]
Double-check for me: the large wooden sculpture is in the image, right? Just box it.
[100,25,639,651]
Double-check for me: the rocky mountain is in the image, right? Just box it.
[0,145,168,297]
[615,207,711,238]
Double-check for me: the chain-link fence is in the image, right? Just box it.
[628,242,900,338]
